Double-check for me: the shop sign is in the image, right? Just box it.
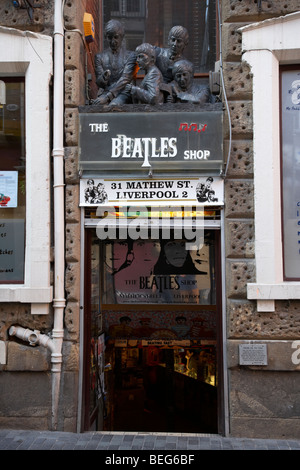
[80,176,223,207]
[79,111,223,173]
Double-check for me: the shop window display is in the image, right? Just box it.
[0,78,25,284]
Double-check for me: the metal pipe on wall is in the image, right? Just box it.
[51,0,66,431]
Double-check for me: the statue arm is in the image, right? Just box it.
[94,53,110,89]
[108,52,137,98]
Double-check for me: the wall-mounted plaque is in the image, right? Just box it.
[239,344,268,366]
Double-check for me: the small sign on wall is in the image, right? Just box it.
[239,344,268,366]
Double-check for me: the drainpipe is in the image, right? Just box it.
[51,0,66,431]
[9,326,56,353]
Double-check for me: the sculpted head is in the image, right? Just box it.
[168,26,189,58]
[135,43,156,70]
[172,59,194,90]
[104,20,125,52]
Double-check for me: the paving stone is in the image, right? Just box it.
[0,430,300,450]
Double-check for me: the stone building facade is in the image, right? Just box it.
[0,0,299,438]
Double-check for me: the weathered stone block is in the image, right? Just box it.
[65,184,80,223]
[228,101,253,137]
[227,299,300,339]
[65,262,81,303]
[222,23,245,61]
[64,302,80,340]
[225,140,253,178]
[223,0,298,22]
[225,179,254,218]
[228,339,300,371]
[0,0,54,34]
[63,0,86,31]
[65,69,86,108]
[7,342,50,371]
[65,31,85,71]
[0,372,51,418]
[226,260,256,299]
[229,369,300,439]
[223,62,252,100]
[0,416,49,430]
[64,147,79,184]
[60,371,79,432]
[65,108,79,146]
[227,299,257,338]
[63,343,80,372]
[225,219,255,258]
[66,223,81,262]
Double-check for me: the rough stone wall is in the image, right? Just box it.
[63,0,100,431]
[223,0,300,439]
[1,0,54,34]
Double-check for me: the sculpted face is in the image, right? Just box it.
[174,70,192,91]
[106,31,123,52]
[136,52,152,70]
[168,35,185,57]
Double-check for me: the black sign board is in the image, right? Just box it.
[79,111,223,175]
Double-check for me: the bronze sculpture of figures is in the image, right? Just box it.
[92,22,212,106]
[125,43,164,105]
[93,20,137,105]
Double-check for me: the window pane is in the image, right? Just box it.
[281,68,300,280]
[0,78,25,283]
[103,0,217,73]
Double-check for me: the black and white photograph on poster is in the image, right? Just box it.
[84,178,108,204]
[80,177,223,207]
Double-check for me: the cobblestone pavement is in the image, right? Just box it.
[0,429,300,451]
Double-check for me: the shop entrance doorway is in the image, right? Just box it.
[83,225,223,434]
[106,340,218,433]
